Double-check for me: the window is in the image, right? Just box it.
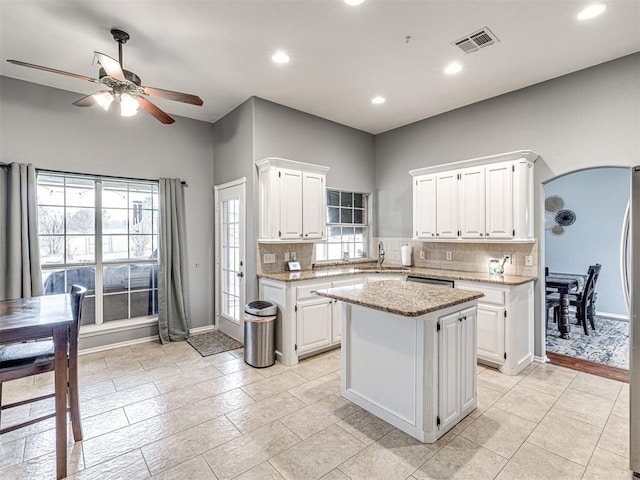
[37,173,159,327]
[316,189,368,261]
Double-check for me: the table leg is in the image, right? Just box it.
[559,292,571,339]
[53,325,68,480]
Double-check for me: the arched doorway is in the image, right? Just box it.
[541,167,630,371]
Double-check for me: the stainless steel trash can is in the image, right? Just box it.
[244,301,277,368]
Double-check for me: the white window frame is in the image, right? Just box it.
[37,172,159,330]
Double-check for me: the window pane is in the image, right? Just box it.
[102,182,128,208]
[39,206,64,234]
[104,265,129,293]
[66,236,94,263]
[131,209,154,234]
[340,192,353,207]
[131,290,157,317]
[130,264,156,290]
[130,235,154,259]
[328,207,339,223]
[340,208,353,224]
[103,209,128,235]
[327,190,340,206]
[353,209,363,224]
[65,178,95,207]
[80,295,96,326]
[37,175,65,206]
[327,243,342,260]
[40,236,65,264]
[66,207,95,234]
[42,267,95,294]
[103,235,129,261]
[328,226,342,242]
[103,293,129,322]
[353,193,363,209]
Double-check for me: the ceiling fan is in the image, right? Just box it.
[7,29,203,124]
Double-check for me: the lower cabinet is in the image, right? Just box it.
[438,306,477,432]
[259,275,365,365]
[455,280,534,375]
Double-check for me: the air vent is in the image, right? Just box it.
[453,27,499,54]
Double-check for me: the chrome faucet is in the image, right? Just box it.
[377,241,385,268]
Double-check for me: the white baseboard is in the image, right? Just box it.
[79,335,158,355]
[190,325,217,334]
[534,355,548,363]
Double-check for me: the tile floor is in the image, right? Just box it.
[0,340,632,480]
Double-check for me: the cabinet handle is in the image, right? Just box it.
[436,233,439,237]
[432,233,435,237]
[486,233,489,237]
[480,233,483,237]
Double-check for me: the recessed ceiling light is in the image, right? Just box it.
[272,51,290,64]
[444,62,463,75]
[344,0,365,5]
[371,96,386,105]
[577,3,608,20]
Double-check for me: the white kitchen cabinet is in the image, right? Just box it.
[410,150,538,243]
[256,157,329,241]
[413,174,437,238]
[435,171,458,239]
[259,275,364,365]
[459,166,486,239]
[455,280,534,375]
[485,161,513,239]
[438,306,476,432]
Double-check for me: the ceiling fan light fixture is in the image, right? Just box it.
[93,91,114,111]
[119,93,139,117]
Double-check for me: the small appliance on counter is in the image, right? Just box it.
[488,257,508,275]
[401,244,413,266]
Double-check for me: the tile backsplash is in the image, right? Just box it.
[375,237,538,276]
[257,242,315,274]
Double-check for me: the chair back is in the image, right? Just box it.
[580,265,600,308]
[70,285,87,339]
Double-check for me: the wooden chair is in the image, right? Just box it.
[0,285,86,440]
[545,296,560,330]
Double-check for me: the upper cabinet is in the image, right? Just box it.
[410,150,537,243]
[256,158,329,241]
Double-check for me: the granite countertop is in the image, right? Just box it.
[257,264,536,286]
[315,280,484,317]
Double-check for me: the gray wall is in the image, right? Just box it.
[213,97,375,306]
[374,53,640,356]
[545,167,630,317]
[0,76,215,347]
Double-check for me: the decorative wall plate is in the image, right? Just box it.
[551,224,565,235]
[545,211,556,231]
[555,209,576,227]
[545,195,565,212]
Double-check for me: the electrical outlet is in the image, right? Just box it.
[419,250,425,260]
[525,255,533,267]
[284,252,290,262]
[446,251,452,261]
[264,253,276,264]
[291,252,296,261]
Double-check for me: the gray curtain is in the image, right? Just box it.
[0,163,42,301]
[158,178,190,343]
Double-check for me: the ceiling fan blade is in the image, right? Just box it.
[136,96,175,124]
[7,60,99,83]
[93,52,125,82]
[140,86,203,106]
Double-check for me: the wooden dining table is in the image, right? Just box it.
[545,275,580,339]
[0,294,76,480]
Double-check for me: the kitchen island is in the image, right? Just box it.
[316,280,483,443]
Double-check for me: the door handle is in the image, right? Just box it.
[237,272,244,278]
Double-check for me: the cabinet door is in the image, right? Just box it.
[485,161,513,238]
[297,299,333,355]
[436,172,458,239]
[279,169,304,239]
[459,167,486,239]
[302,172,325,240]
[414,174,437,238]
[460,307,477,412]
[477,304,505,365]
[438,311,461,432]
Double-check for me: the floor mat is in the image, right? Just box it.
[186,330,243,357]
[546,316,629,369]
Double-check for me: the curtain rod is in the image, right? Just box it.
[34,167,188,187]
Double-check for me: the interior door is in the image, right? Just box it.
[214,178,246,342]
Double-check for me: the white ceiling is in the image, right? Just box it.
[1,1,639,134]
